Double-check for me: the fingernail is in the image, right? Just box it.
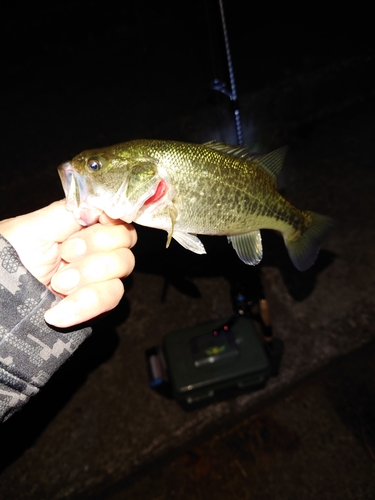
[44,300,79,327]
[63,237,87,257]
[53,268,80,291]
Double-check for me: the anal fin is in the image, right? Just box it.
[228,231,263,265]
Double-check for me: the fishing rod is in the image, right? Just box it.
[210,1,283,374]
[211,0,244,146]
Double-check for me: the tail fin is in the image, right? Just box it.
[284,211,337,271]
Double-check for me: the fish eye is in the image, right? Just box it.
[87,157,102,172]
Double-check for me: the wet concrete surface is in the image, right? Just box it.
[1,4,375,497]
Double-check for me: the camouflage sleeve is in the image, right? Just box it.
[0,235,91,422]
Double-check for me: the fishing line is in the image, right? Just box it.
[219,0,243,145]
[210,0,244,146]
[204,0,220,88]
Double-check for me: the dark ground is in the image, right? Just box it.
[1,2,375,499]
[107,342,375,500]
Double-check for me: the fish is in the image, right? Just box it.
[58,139,336,271]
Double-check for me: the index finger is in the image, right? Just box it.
[0,200,83,248]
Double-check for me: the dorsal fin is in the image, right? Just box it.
[253,146,288,180]
[203,141,254,160]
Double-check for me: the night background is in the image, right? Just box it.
[1,1,375,499]
[2,1,371,195]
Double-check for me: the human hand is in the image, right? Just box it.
[0,200,136,327]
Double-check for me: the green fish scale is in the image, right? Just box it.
[136,140,306,237]
[72,139,308,238]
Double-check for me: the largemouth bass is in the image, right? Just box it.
[58,139,336,271]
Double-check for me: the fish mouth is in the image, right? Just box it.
[58,162,103,225]
[58,162,172,226]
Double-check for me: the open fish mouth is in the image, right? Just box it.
[57,161,162,225]
[58,162,103,225]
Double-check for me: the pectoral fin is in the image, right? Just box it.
[166,204,178,247]
[228,231,263,265]
[172,232,207,255]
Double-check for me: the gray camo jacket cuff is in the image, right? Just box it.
[0,235,91,422]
